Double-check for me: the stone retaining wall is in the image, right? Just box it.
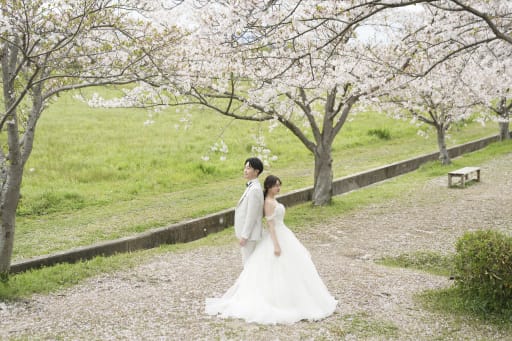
[9,134,502,273]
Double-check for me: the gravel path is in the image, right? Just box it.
[1,153,512,340]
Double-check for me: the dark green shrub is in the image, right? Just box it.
[454,229,512,313]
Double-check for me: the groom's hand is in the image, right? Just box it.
[239,238,247,246]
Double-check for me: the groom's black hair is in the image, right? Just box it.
[245,157,264,176]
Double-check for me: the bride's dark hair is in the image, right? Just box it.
[263,175,282,198]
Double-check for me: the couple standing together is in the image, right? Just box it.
[205,157,337,325]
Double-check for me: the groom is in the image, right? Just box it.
[234,157,264,265]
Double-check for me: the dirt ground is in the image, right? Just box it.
[1,153,511,340]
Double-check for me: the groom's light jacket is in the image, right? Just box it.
[234,178,264,241]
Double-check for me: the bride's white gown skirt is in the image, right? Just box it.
[205,203,337,324]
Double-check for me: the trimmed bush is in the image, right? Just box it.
[454,229,512,312]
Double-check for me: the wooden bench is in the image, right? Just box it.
[448,167,481,187]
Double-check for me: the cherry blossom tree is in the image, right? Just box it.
[161,2,412,205]
[393,2,511,143]
[178,0,509,169]
[460,44,512,140]
[0,0,174,276]
[102,1,441,206]
[379,55,484,165]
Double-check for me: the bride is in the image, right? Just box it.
[205,175,337,324]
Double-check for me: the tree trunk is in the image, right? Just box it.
[0,121,23,277]
[499,120,510,141]
[497,97,510,141]
[436,125,451,165]
[312,143,333,206]
[0,172,22,278]
[0,41,20,277]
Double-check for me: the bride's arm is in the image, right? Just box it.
[264,199,281,256]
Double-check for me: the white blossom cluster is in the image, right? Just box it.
[202,139,229,162]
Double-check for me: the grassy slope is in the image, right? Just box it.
[14,90,499,260]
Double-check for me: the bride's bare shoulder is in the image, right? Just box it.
[264,198,278,210]
[264,198,277,205]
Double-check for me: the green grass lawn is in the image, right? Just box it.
[14,89,501,261]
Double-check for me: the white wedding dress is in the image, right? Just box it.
[205,202,337,324]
